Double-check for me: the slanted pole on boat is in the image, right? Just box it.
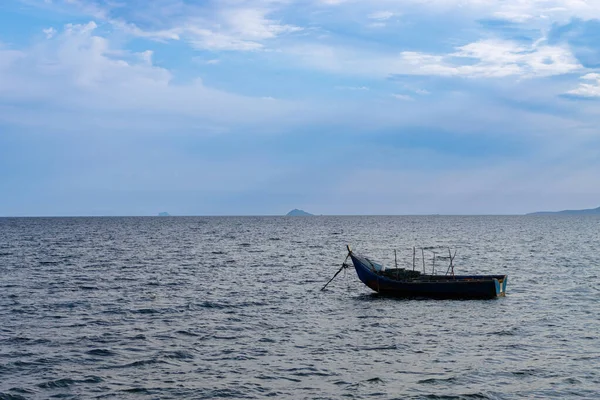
[432,252,436,275]
[421,248,425,273]
[321,246,351,291]
[412,247,416,271]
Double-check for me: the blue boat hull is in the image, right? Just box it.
[350,253,507,299]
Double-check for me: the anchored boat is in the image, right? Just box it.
[323,246,507,299]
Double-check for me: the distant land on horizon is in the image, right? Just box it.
[5,208,600,217]
[286,209,314,216]
[527,206,600,215]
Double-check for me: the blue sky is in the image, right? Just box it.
[1,0,600,216]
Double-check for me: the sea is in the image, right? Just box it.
[0,216,599,399]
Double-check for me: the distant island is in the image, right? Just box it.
[527,206,600,215]
[286,209,313,216]
[158,212,170,217]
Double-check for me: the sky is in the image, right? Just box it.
[1,0,600,216]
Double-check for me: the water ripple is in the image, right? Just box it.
[1,216,599,399]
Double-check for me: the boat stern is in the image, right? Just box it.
[494,275,508,297]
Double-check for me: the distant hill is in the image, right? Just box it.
[158,212,170,216]
[286,209,313,216]
[527,206,600,215]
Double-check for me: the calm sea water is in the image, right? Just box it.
[1,216,599,399]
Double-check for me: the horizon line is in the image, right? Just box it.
[0,213,571,218]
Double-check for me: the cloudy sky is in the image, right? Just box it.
[1,0,600,216]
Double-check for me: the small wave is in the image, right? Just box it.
[360,344,397,351]
[176,330,199,337]
[199,301,231,309]
[489,328,517,336]
[418,377,458,385]
[86,349,116,357]
[79,285,98,290]
[160,350,195,360]
[284,367,332,378]
[127,334,147,340]
[205,388,250,398]
[5,388,35,395]
[132,308,159,314]
[112,359,161,369]
[121,388,152,394]
[0,393,28,400]
[212,335,242,340]
[3,337,50,345]
[416,394,492,400]
[2,387,36,399]
[37,378,76,389]
[512,368,539,376]
[2,337,32,344]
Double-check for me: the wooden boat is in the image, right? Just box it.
[339,246,507,299]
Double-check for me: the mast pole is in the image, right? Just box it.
[395,249,399,279]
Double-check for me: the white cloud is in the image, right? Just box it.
[192,57,221,65]
[368,11,394,20]
[0,22,299,129]
[111,20,181,41]
[388,39,581,79]
[30,1,302,51]
[185,27,265,51]
[566,73,600,97]
[307,0,600,28]
[223,8,301,40]
[177,7,303,51]
[43,27,57,39]
[440,39,582,77]
[485,0,600,23]
[137,50,153,65]
[391,93,414,101]
[335,85,369,90]
[288,38,581,79]
[319,0,347,4]
[0,46,24,70]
